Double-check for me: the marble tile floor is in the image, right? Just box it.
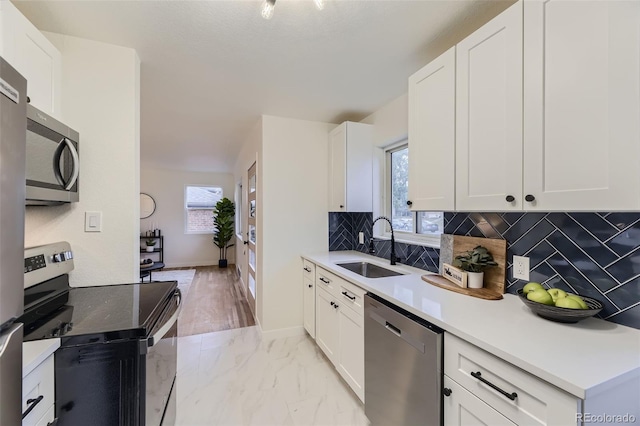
[176,326,369,426]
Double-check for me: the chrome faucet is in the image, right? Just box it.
[369,216,400,266]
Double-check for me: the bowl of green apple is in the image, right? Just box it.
[517,282,603,323]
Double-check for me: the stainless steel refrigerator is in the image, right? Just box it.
[0,56,27,425]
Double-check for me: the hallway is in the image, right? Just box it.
[174,265,255,337]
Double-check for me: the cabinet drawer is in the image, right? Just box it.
[302,259,315,281]
[444,334,579,426]
[316,267,339,297]
[337,278,366,316]
[22,354,54,426]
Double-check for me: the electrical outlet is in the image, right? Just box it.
[513,255,530,281]
[358,232,364,245]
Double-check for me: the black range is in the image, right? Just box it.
[21,242,181,426]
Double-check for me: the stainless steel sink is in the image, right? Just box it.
[336,262,404,278]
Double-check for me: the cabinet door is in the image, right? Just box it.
[523,0,640,210]
[303,276,315,339]
[456,1,523,211]
[337,304,364,402]
[0,2,61,119]
[328,124,347,212]
[408,46,456,211]
[444,375,516,426]
[315,287,339,365]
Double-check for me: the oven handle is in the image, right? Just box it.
[148,290,181,347]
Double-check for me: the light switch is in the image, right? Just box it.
[85,211,102,232]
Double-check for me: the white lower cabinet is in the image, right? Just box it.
[22,353,55,426]
[444,333,579,426]
[337,300,364,401]
[313,266,365,402]
[444,375,515,426]
[315,286,339,365]
[302,259,316,338]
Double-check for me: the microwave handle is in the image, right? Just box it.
[52,138,79,190]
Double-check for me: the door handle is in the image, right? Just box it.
[52,138,79,190]
[384,321,402,337]
[22,395,44,419]
[303,267,312,272]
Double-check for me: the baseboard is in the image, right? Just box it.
[259,325,306,340]
[163,262,237,269]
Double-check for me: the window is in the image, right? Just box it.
[384,142,443,247]
[185,185,223,233]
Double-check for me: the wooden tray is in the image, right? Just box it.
[421,274,503,300]
[429,234,507,300]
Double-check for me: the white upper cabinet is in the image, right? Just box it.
[328,122,373,212]
[408,46,456,211]
[523,0,640,210]
[0,1,62,119]
[455,1,523,211]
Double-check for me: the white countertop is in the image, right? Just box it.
[23,339,60,378]
[302,251,640,400]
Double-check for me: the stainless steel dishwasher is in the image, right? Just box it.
[364,293,444,426]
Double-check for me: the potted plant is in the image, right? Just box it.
[453,245,498,289]
[145,238,157,252]
[213,197,235,268]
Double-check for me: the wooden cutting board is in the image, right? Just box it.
[422,234,507,300]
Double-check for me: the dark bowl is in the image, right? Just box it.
[517,289,603,323]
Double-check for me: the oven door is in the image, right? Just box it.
[145,290,181,426]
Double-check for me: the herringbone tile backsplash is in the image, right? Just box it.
[328,212,640,329]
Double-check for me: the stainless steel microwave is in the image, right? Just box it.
[26,105,79,205]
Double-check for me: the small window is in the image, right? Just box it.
[185,185,223,233]
[383,142,443,247]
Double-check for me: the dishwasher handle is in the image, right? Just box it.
[369,310,426,353]
[385,321,402,337]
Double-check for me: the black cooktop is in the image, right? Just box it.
[22,279,177,343]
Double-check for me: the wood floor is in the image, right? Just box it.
[172,265,256,337]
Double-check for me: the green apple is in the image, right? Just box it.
[555,297,584,309]
[522,282,544,294]
[566,294,588,310]
[527,288,554,305]
[548,288,567,302]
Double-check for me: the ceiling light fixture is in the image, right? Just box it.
[261,0,325,20]
[261,0,275,20]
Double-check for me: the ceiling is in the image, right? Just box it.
[14,0,512,173]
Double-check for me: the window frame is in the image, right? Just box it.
[184,184,223,235]
[380,140,442,249]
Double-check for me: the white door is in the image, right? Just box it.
[337,305,364,402]
[246,162,257,316]
[328,124,346,212]
[456,1,523,211]
[315,287,339,365]
[408,46,456,211]
[443,376,516,426]
[523,0,640,210]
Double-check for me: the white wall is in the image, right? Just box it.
[25,33,140,287]
[260,115,332,331]
[233,119,262,321]
[233,116,332,332]
[361,93,409,225]
[140,166,235,268]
